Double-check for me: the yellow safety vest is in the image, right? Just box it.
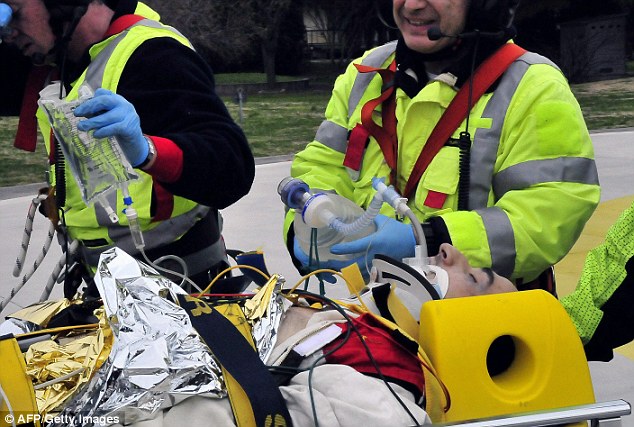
[37,3,210,267]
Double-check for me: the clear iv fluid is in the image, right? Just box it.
[38,83,138,219]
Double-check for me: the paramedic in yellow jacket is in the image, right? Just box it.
[285,0,600,287]
[2,0,255,293]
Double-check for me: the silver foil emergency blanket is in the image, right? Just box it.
[244,273,290,364]
[50,248,225,426]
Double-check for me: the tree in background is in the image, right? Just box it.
[275,3,307,76]
[145,0,303,84]
[252,0,295,86]
[242,0,306,82]
[144,0,257,71]
[304,0,397,67]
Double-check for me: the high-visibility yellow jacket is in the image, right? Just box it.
[36,3,216,268]
[286,41,600,282]
[562,200,634,361]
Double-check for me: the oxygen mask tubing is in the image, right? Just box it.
[278,177,378,265]
[278,176,455,300]
[278,176,428,263]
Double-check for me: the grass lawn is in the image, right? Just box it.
[571,77,634,130]
[0,117,48,187]
[222,91,330,158]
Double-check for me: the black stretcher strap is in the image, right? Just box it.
[178,294,293,427]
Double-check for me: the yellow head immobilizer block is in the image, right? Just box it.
[419,289,595,423]
[0,336,40,427]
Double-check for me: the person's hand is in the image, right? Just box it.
[330,214,416,274]
[293,238,351,284]
[0,3,12,28]
[74,88,149,167]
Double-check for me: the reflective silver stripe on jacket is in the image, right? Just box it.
[470,52,559,208]
[314,120,349,154]
[493,157,599,197]
[471,51,599,204]
[471,51,598,276]
[85,19,188,89]
[348,40,397,119]
[477,206,515,278]
[81,204,212,267]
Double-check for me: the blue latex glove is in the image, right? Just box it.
[293,238,350,284]
[0,3,12,29]
[74,88,149,167]
[330,214,416,274]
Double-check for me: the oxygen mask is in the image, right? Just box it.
[278,177,377,264]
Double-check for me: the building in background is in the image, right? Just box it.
[560,14,628,82]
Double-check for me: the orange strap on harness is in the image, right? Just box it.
[345,60,398,186]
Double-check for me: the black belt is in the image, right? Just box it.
[178,294,293,426]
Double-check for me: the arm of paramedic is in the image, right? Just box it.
[438,63,600,281]
[284,59,365,245]
[116,38,255,209]
[561,201,634,361]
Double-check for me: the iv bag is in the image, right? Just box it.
[38,83,138,216]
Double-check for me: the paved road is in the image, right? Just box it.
[1,130,633,424]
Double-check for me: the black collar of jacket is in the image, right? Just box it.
[394,34,510,98]
[62,0,138,90]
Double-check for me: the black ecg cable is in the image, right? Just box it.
[291,290,422,427]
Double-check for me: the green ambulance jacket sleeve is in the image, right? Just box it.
[561,200,634,361]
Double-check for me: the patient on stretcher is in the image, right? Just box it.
[188,226,634,427]
[95,242,510,427]
[104,240,612,427]
[3,223,632,426]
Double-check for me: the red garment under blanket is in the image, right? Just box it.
[323,313,425,398]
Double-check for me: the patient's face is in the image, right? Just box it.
[436,244,517,298]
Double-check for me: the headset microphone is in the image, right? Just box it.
[427,27,447,41]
